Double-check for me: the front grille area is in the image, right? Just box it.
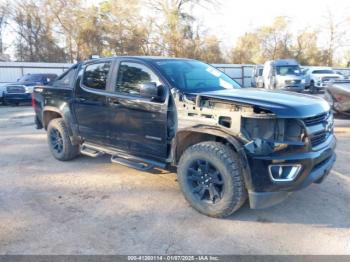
[302,111,332,148]
[285,79,301,85]
[321,76,339,82]
[303,112,328,126]
[6,85,25,94]
[310,131,328,147]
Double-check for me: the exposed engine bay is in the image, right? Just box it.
[173,93,306,155]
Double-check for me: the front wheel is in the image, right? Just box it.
[177,142,247,218]
[310,81,317,94]
[47,118,80,161]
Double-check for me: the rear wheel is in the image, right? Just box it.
[47,118,80,161]
[177,142,247,218]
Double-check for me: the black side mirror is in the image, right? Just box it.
[140,82,158,98]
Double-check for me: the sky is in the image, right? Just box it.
[191,0,350,49]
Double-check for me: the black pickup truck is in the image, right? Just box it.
[33,56,336,217]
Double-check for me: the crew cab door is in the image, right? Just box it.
[106,59,168,160]
[73,60,112,145]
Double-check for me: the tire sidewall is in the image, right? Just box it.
[177,145,239,217]
[47,120,66,160]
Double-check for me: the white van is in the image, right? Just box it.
[263,59,305,92]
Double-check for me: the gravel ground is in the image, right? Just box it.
[0,106,349,255]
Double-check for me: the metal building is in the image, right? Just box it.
[0,62,72,83]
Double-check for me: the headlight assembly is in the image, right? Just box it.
[25,86,34,93]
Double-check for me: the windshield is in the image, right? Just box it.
[18,74,43,82]
[154,60,241,93]
[312,70,335,74]
[276,65,301,76]
[258,68,263,76]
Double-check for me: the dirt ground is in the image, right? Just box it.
[0,106,349,255]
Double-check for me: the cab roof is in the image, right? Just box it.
[84,56,193,64]
[271,59,299,66]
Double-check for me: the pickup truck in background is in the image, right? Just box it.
[303,67,343,93]
[3,73,57,105]
[33,56,336,218]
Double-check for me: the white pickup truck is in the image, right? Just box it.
[304,67,343,93]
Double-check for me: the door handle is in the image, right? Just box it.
[76,98,86,102]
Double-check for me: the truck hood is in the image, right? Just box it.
[314,74,342,79]
[7,81,41,87]
[197,88,330,118]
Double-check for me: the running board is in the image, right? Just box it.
[80,145,104,158]
[111,156,155,171]
[81,142,166,171]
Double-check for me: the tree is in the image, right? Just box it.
[322,8,348,66]
[229,17,293,64]
[197,35,225,63]
[46,0,103,63]
[99,0,147,56]
[292,30,325,65]
[0,0,9,55]
[13,0,67,62]
[149,0,213,58]
[258,16,292,61]
[230,32,261,64]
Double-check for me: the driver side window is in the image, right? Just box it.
[115,62,161,96]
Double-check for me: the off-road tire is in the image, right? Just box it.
[47,118,80,161]
[177,141,247,218]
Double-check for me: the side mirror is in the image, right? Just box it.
[140,82,158,98]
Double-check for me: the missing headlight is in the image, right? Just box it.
[241,115,277,141]
[241,117,304,143]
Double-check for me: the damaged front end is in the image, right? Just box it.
[325,81,350,113]
[241,112,306,156]
[175,92,336,209]
[176,92,307,157]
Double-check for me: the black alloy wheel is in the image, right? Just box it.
[187,159,224,204]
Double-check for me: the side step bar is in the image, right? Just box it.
[80,145,104,158]
[81,142,166,171]
[111,156,154,171]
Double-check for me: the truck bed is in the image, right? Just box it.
[33,86,73,128]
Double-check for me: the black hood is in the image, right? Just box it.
[8,81,40,87]
[198,88,330,118]
[18,81,41,86]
